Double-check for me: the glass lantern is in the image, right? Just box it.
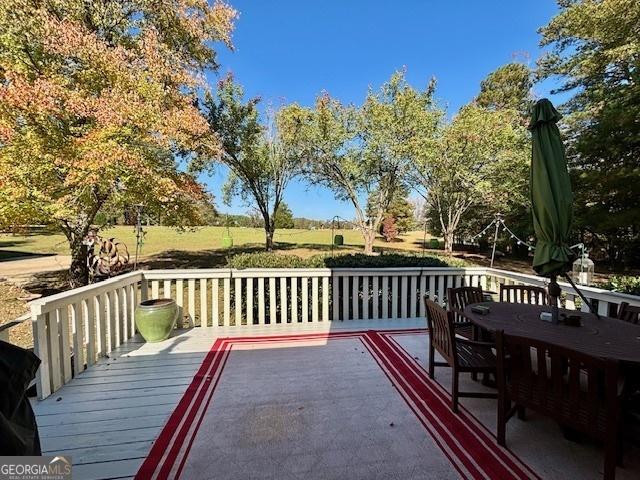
[573,252,594,286]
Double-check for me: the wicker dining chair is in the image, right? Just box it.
[499,284,549,305]
[617,302,640,325]
[447,286,484,339]
[495,331,623,480]
[424,298,497,413]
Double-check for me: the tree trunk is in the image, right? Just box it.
[443,230,455,254]
[363,228,376,255]
[69,238,89,288]
[265,225,275,251]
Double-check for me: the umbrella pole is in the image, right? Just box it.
[562,273,600,319]
[548,274,561,324]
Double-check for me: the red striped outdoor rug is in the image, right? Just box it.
[135,330,539,480]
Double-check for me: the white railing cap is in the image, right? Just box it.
[30,270,143,314]
[486,268,640,304]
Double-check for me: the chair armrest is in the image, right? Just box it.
[457,338,495,349]
[453,321,474,328]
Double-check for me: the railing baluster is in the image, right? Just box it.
[104,292,112,354]
[342,275,349,320]
[120,287,128,342]
[419,274,427,317]
[113,289,121,347]
[302,277,309,323]
[247,278,254,326]
[312,277,319,323]
[235,277,243,326]
[85,297,96,366]
[71,302,85,374]
[566,294,576,310]
[258,278,265,325]
[188,279,196,325]
[352,275,359,320]
[129,283,136,337]
[332,274,339,321]
[211,278,219,326]
[362,276,369,320]
[224,277,231,326]
[58,306,72,383]
[176,279,184,327]
[94,295,104,356]
[401,275,408,318]
[200,279,208,327]
[382,276,389,319]
[269,277,277,324]
[291,277,297,324]
[322,276,329,322]
[47,311,62,392]
[391,276,399,319]
[151,280,159,299]
[372,276,379,319]
[598,299,609,317]
[280,277,288,324]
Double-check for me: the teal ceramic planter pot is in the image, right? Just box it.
[135,298,178,343]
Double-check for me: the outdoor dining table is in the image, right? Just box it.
[463,302,640,366]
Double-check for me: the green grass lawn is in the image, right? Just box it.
[0,226,439,259]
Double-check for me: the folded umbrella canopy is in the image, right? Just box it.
[529,99,582,320]
[529,98,574,277]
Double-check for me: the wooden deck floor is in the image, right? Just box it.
[32,319,425,480]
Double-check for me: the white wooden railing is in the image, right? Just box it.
[21,267,640,399]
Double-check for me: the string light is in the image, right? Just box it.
[467,218,536,251]
[499,220,536,250]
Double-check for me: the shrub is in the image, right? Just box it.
[600,275,640,296]
[320,253,466,268]
[428,238,442,249]
[226,252,324,269]
[226,252,467,269]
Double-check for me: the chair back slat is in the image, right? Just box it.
[617,302,640,324]
[425,298,456,365]
[496,331,619,440]
[447,286,484,323]
[499,284,549,305]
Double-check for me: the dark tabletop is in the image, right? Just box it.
[463,302,640,364]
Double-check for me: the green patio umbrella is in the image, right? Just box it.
[529,99,596,320]
[529,98,574,278]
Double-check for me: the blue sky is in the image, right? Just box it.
[203,0,564,220]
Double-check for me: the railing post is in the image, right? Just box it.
[141,277,149,301]
[32,306,51,400]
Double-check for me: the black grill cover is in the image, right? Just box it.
[0,340,41,455]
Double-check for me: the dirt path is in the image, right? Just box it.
[0,255,71,284]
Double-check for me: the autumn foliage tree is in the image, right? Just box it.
[0,0,237,285]
[281,72,440,254]
[381,216,399,242]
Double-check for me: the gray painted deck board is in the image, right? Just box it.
[33,321,424,479]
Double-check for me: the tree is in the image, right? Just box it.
[382,216,399,242]
[476,63,533,118]
[202,76,301,250]
[538,0,640,266]
[414,104,530,253]
[0,0,237,285]
[280,71,441,254]
[367,189,415,234]
[274,202,295,229]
